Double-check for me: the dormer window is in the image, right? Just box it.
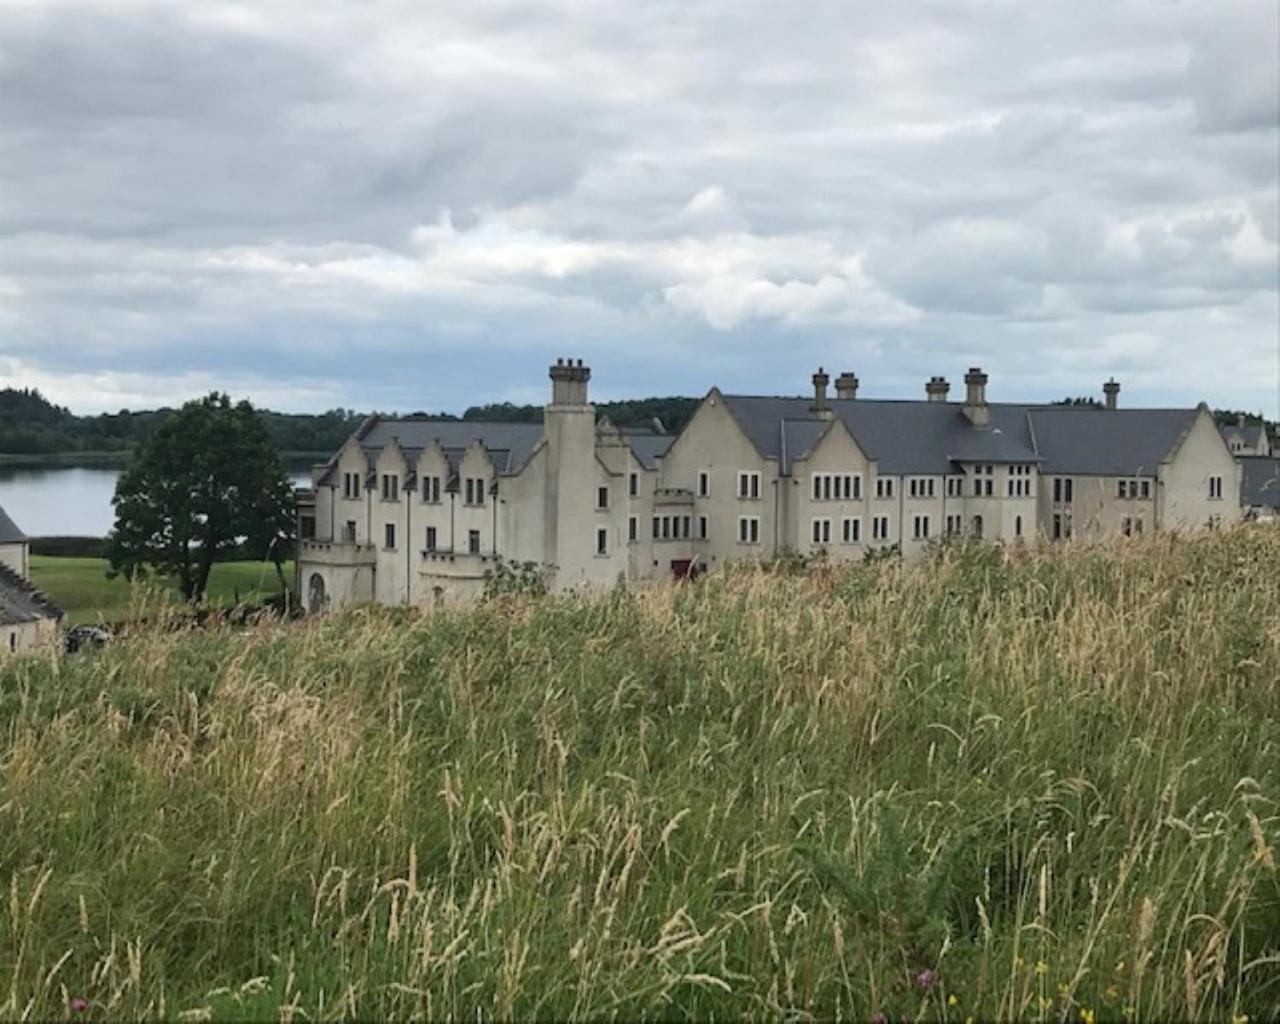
[464,478,486,506]
[381,474,399,502]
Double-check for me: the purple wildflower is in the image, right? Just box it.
[915,968,937,991]
[71,998,88,1013]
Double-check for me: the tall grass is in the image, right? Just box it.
[2,529,1278,1021]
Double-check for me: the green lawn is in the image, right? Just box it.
[30,555,293,625]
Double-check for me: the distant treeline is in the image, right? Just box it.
[0,388,702,457]
[5,387,1268,459]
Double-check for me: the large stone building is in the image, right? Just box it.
[0,505,63,654]
[295,360,1243,610]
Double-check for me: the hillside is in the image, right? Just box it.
[1,529,1277,1019]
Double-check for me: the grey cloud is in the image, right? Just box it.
[0,0,1275,416]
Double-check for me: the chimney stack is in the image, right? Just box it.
[810,367,831,416]
[1237,412,1246,430]
[549,357,591,406]
[835,371,859,400]
[1103,378,1120,411]
[963,367,990,426]
[926,376,951,403]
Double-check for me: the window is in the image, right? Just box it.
[1209,475,1223,501]
[909,478,936,499]
[384,523,396,549]
[1053,477,1073,504]
[342,471,361,500]
[1015,515,1023,537]
[596,527,608,555]
[946,514,963,536]
[628,516,638,543]
[737,471,761,500]
[913,515,930,540]
[872,515,890,540]
[876,477,895,499]
[698,514,709,540]
[652,516,661,540]
[1139,480,1151,500]
[468,529,481,554]
[422,475,441,504]
[697,471,710,498]
[811,518,832,545]
[629,472,639,497]
[597,486,609,510]
[381,473,400,502]
[682,515,691,539]
[425,526,437,552]
[300,515,316,540]
[842,517,861,544]
[972,515,984,539]
[970,465,994,497]
[1006,467,1031,498]
[8,633,14,652]
[947,477,963,498]
[343,520,357,543]
[812,473,862,501]
[464,478,486,506]
[737,516,761,544]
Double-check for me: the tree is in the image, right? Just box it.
[106,393,296,602]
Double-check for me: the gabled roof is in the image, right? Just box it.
[317,415,674,484]
[0,505,27,545]
[722,396,1040,475]
[1219,422,1268,450]
[720,395,1203,477]
[1241,457,1280,509]
[626,432,676,469]
[1026,407,1199,476]
[0,563,62,626]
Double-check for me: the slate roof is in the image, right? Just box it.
[723,396,1040,475]
[625,432,676,469]
[1219,422,1268,451]
[721,395,1203,477]
[0,505,26,545]
[0,563,62,627]
[1241,457,1280,510]
[317,416,673,484]
[1025,407,1198,476]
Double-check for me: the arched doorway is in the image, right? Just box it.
[307,573,327,614]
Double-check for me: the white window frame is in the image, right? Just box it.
[697,471,711,498]
[841,516,862,544]
[596,527,609,556]
[737,515,761,544]
[811,517,831,544]
[737,470,761,500]
[872,515,890,541]
[913,515,930,540]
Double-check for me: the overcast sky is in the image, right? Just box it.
[1,0,1277,417]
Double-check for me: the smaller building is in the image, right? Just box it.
[1240,457,1280,521]
[1220,415,1272,458]
[0,505,63,655]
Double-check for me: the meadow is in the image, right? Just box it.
[1,529,1277,1020]
[29,555,293,626]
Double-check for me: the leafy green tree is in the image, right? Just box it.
[106,393,296,602]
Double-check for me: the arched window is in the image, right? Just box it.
[307,573,327,614]
[973,515,984,539]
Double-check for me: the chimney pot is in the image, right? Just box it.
[811,367,831,415]
[926,376,951,403]
[963,368,990,426]
[835,371,859,400]
[1103,378,1120,411]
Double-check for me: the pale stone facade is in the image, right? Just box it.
[0,505,63,654]
[295,360,1245,610]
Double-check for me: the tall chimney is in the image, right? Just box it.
[835,371,859,400]
[926,376,951,403]
[549,357,591,406]
[963,367,990,426]
[1103,378,1120,411]
[1237,412,1246,430]
[810,367,831,416]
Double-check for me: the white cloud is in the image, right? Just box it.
[0,0,1275,416]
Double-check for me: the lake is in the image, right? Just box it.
[0,466,314,537]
